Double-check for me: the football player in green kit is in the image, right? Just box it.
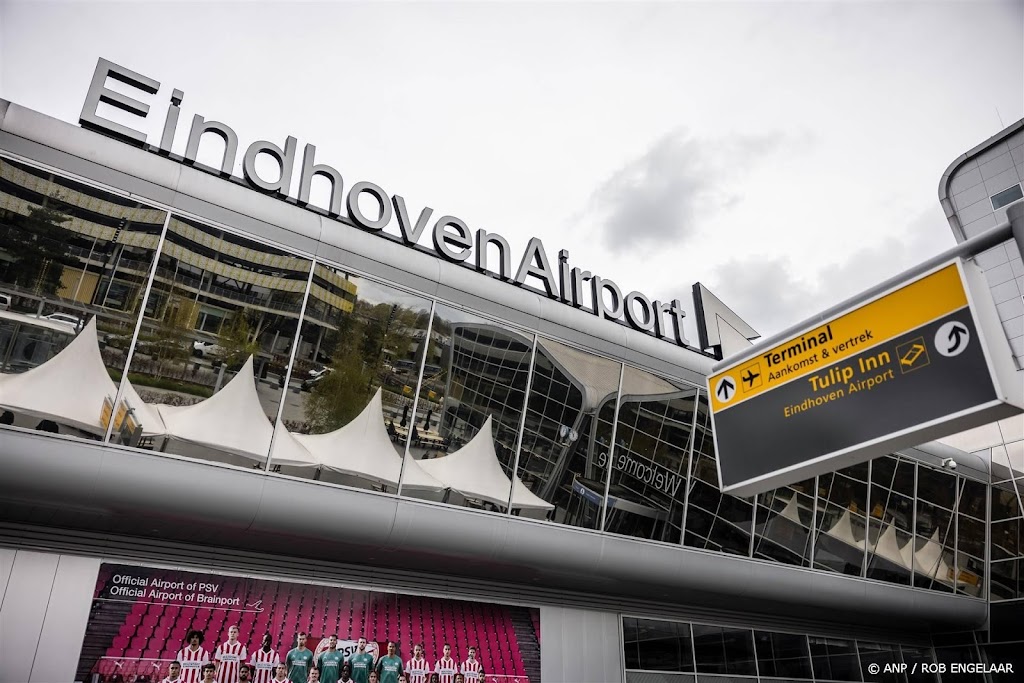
[286,632,315,683]
[316,635,344,683]
[346,638,375,683]
[375,642,403,683]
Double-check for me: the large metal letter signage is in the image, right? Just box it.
[708,260,1023,497]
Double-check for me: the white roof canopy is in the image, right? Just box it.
[419,416,554,511]
[0,317,164,436]
[293,388,443,491]
[158,355,311,464]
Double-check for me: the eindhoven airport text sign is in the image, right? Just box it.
[708,259,1023,497]
[77,58,719,349]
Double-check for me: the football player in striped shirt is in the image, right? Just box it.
[404,643,430,683]
[271,663,290,683]
[215,625,249,683]
[346,637,374,683]
[161,661,184,683]
[177,630,211,683]
[317,634,344,683]
[250,633,281,683]
[459,648,482,683]
[433,645,457,683]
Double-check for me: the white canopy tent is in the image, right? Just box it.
[0,317,164,437]
[913,530,956,584]
[293,388,444,491]
[419,416,554,512]
[871,523,911,569]
[824,508,867,550]
[157,355,314,467]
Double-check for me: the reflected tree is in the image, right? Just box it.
[0,204,74,296]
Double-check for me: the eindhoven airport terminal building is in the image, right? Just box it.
[1,60,1023,683]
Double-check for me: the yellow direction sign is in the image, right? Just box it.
[708,260,1022,497]
[708,263,967,413]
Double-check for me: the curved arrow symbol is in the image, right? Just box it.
[935,321,970,358]
[947,324,968,354]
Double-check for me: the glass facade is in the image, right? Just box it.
[0,155,1000,604]
[625,616,940,683]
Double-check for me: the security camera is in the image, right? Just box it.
[942,458,957,471]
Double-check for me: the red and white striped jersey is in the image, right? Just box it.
[434,656,458,683]
[405,656,431,683]
[249,648,282,683]
[460,659,483,682]
[160,677,183,683]
[214,641,248,683]
[177,647,210,683]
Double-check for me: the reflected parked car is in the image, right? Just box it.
[191,339,225,358]
[42,312,84,329]
[0,293,11,311]
[301,367,333,391]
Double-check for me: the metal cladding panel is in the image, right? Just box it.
[94,445,267,533]
[0,551,60,683]
[541,607,623,683]
[433,264,543,331]
[315,221,443,298]
[172,163,323,247]
[0,548,14,606]
[0,430,988,632]
[0,102,183,205]
[251,474,398,548]
[28,555,100,683]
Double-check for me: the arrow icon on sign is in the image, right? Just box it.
[717,377,735,401]
[947,324,968,354]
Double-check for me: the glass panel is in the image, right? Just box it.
[516,336,622,529]
[866,456,914,585]
[956,477,987,597]
[401,303,535,514]
[989,558,1022,601]
[814,463,868,575]
[753,480,815,567]
[602,371,697,544]
[691,624,756,676]
[685,392,754,555]
[270,269,432,492]
[120,215,309,466]
[899,646,938,683]
[624,617,642,670]
[753,631,812,679]
[626,617,694,672]
[808,636,861,681]
[0,158,166,443]
[991,183,1023,210]
[626,673,696,683]
[914,465,957,591]
[858,642,902,683]
[934,645,984,683]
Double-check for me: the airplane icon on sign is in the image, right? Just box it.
[742,369,760,387]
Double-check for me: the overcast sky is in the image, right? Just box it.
[1,1,1021,341]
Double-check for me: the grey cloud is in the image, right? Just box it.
[711,207,954,336]
[586,129,800,252]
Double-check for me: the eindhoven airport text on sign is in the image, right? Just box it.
[75,58,734,351]
[708,259,1023,497]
